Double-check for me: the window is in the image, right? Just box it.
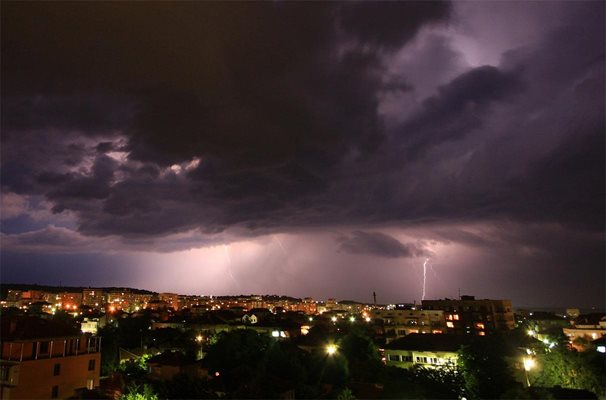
[51,386,59,399]
[446,321,454,328]
[87,379,94,390]
[402,355,413,362]
[53,363,61,376]
[88,359,96,371]
[0,366,9,381]
[388,354,400,362]
[40,341,49,354]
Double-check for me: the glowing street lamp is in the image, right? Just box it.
[349,316,355,323]
[523,357,536,387]
[326,344,337,356]
[331,316,337,323]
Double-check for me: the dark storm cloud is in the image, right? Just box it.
[1,95,132,134]
[1,0,603,251]
[338,231,430,258]
[1,1,452,236]
[398,65,521,157]
[339,1,450,48]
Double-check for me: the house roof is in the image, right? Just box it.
[384,333,477,352]
[1,315,81,340]
[147,351,196,366]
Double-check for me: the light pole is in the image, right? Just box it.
[196,334,204,360]
[523,357,535,387]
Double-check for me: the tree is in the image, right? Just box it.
[533,348,605,398]
[338,327,382,381]
[98,325,120,375]
[411,364,463,399]
[120,383,158,400]
[458,335,516,399]
[204,329,271,394]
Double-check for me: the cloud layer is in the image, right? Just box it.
[1,2,603,306]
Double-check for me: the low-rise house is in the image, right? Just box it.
[146,351,208,381]
[384,333,476,369]
[564,314,606,351]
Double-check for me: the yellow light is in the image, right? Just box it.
[365,317,371,323]
[326,344,337,356]
[349,316,355,322]
[331,316,337,322]
[527,330,535,337]
[196,335,203,342]
[523,357,535,371]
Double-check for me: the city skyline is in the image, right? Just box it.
[1,2,604,310]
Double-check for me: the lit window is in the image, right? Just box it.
[453,314,460,321]
[446,321,454,328]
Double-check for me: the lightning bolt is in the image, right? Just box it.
[422,258,429,301]
[273,235,287,255]
[223,244,238,286]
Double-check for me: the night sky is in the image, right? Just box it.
[1,2,604,308]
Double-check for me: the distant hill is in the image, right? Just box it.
[0,283,156,300]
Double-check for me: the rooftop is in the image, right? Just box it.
[1,315,81,340]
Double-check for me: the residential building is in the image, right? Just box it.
[159,293,179,311]
[371,309,446,342]
[80,318,99,335]
[384,333,475,369]
[297,298,317,315]
[0,316,100,399]
[422,296,514,334]
[81,289,105,309]
[563,314,606,350]
[59,293,82,311]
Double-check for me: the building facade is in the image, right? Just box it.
[0,316,101,399]
[422,296,514,335]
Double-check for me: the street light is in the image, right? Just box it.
[326,344,337,356]
[523,357,535,387]
[196,334,204,360]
